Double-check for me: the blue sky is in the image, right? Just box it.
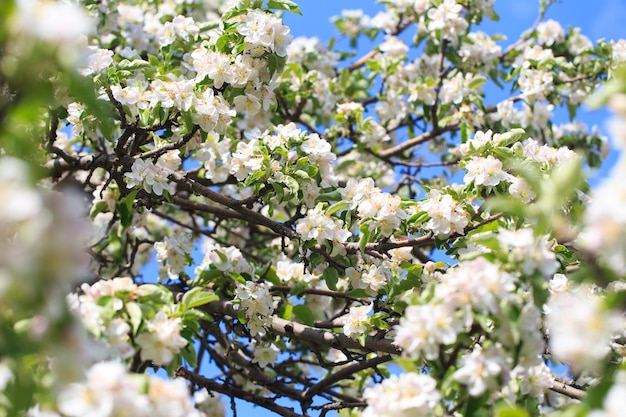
[282,0,626,184]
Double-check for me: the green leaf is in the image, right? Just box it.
[181,287,219,310]
[357,332,367,347]
[293,304,315,326]
[271,181,285,202]
[281,302,293,320]
[465,394,489,417]
[182,308,211,323]
[116,190,137,228]
[125,302,143,334]
[90,200,110,220]
[322,267,339,291]
[283,175,299,194]
[468,76,487,89]
[359,224,371,253]
[118,59,150,70]
[326,200,350,216]
[138,284,174,305]
[495,405,530,417]
[394,357,418,372]
[162,189,173,203]
[193,268,223,287]
[267,0,302,14]
[493,128,527,147]
[461,122,470,144]
[215,250,228,264]
[345,288,369,298]
[180,343,198,368]
[317,191,342,202]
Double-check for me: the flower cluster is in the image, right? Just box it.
[362,372,441,417]
[238,10,292,57]
[0,156,91,318]
[69,277,194,367]
[419,189,469,236]
[235,281,275,337]
[546,286,622,372]
[296,205,351,252]
[196,241,253,275]
[124,158,177,196]
[135,311,188,366]
[342,304,372,339]
[43,361,211,417]
[155,233,195,281]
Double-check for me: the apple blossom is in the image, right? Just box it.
[2,0,626,416]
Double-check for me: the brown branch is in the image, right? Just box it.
[171,195,246,221]
[344,213,503,254]
[140,125,200,160]
[169,174,296,239]
[378,123,459,159]
[271,286,367,301]
[348,18,415,72]
[203,300,400,355]
[176,367,304,417]
[550,377,586,400]
[305,355,392,399]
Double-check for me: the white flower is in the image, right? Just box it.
[435,257,517,313]
[124,158,175,196]
[360,264,391,294]
[459,31,501,67]
[154,234,194,280]
[463,155,507,186]
[547,287,622,372]
[394,304,461,359]
[196,242,253,275]
[568,28,593,55]
[79,47,114,76]
[498,229,558,276]
[236,281,275,337]
[581,166,626,269]
[507,176,536,203]
[440,72,471,104]
[148,377,202,417]
[453,345,502,396]
[105,318,135,359]
[252,343,279,367]
[379,36,408,58]
[0,157,42,222]
[57,361,146,417]
[193,389,226,417]
[363,372,440,417]
[296,205,350,249]
[420,190,468,236]
[0,362,12,391]
[536,19,565,46]
[342,304,372,339]
[239,10,292,57]
[520,101,554,130]
[13,0,94,45]
[357,191,408,237]
[427,0,468,44]
[135,311,188,366]
[519,69,553,103]
[515,363,554,402]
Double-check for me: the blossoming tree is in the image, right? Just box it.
[1,0,626,416]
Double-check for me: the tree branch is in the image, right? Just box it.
[203,300,401,355]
